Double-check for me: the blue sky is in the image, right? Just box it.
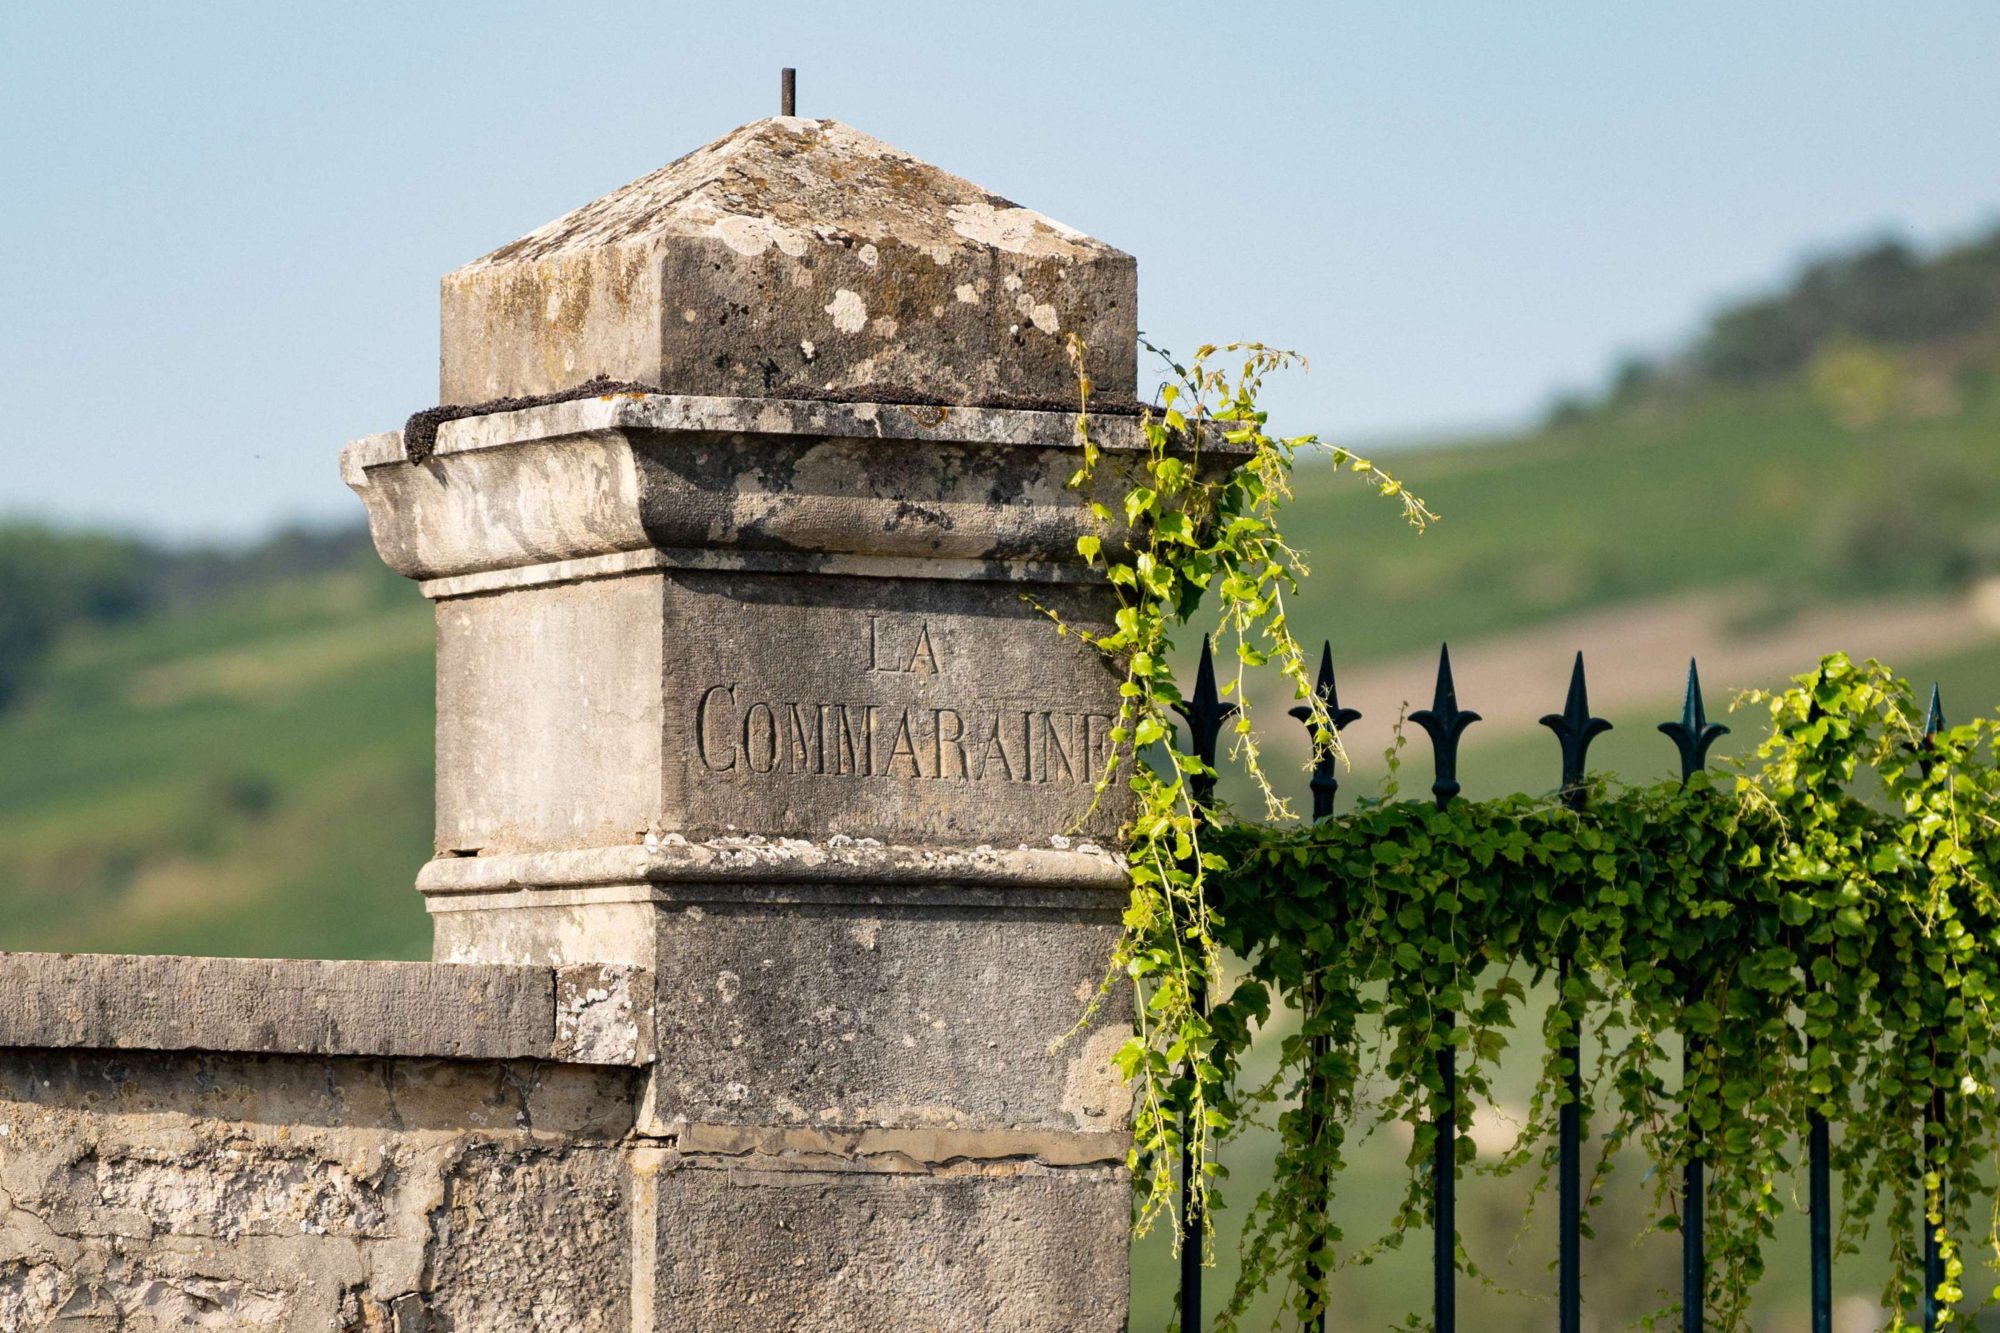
[3,2,1996,540]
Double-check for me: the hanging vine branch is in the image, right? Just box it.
[1053,337,1433,1252]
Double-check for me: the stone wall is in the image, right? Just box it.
[0,952,1127,1332]
[0,1049,633,1331]
[0,955,647,1332]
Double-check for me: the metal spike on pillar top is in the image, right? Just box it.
[781,68,797,116]
[1410,644,1480,811]
[1540,651,1613,807]
[1659,658,1729,785]
[1290,641,1362,821]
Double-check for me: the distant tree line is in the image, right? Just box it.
[1555,221,2000,416]
[1541,222,2000,600]
[0,522,372,710]
[1698,227,2000,382]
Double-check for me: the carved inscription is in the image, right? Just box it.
[867,617,940,675]
[695,618,1113,787]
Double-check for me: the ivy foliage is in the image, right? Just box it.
[1061,343,2000,1330]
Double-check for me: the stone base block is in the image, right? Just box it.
[428,888,1134,1138]
[647,1158,1129,1333]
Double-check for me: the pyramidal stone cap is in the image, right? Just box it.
[441,116,1137,407]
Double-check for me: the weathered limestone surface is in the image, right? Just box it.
[638,897,1129,1136]
[341,394,1160,589]
[439,118,1137,406]
[0,1013,1126,1332]
[0,1048,637,1332]
[647,1160,1130,1333]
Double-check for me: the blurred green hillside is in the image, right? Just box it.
[0,552,435,959]
[1248,225,2000,806]
[1235,373,2000,806]
[1288,378,1999,664]
[2,225,1999,1329]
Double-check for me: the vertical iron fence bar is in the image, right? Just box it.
[1289,644,1360,1333]
[1181,1069,1203,1332]
[1660,659,1726,1333]
[1777,668,1841,1328]
[1557,949,1582,1333]
[1805,876,1834,1305]
[1435,1047,1457,1330]
[1685,1047,1708,1333]
[1798,667,1837,1330]
[1809,1110,1832,1333]
[1540,653,1610,1333]
[1174,637,1235,1333]
[1923,1089,1944,1331]
[1410,645,1480,1333]
[1919,686,1946,1333]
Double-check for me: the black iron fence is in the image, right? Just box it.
[1168,637,1952,1333]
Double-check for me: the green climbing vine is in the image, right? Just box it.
[1059,339,2000,1331]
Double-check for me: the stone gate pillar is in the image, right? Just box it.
[343,116,1140,1330]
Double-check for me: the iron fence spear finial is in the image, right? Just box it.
[1540,651,1613,803]
[1410,643,1480,810]
[1911,683,1948,783]
[1290,641,1362,821]
[1903,682,1947,767]
[1659,658,1728,785]
[1174,635,1237,809]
